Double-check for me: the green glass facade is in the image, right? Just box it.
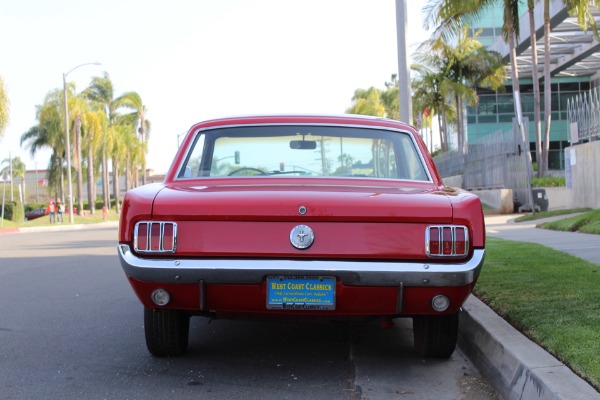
[465,4,591,170]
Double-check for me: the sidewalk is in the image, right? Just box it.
[485,213,600,265]
[458,213,600,400]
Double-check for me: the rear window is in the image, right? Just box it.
[177,125,430,181]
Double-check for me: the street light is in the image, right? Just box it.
[63,62,100,223]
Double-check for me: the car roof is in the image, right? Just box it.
[187,114,416,133]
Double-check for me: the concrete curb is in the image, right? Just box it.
[458,295,600,400]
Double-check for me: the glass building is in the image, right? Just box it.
[465,0,600,170]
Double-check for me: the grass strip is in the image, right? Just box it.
[475,237,600,390]
[1,209,120,229]
[514,208,592,223]
[538,209,600,234]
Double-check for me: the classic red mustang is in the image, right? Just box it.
[118,114,485,358]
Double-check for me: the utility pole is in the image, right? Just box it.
[396,0,412,125]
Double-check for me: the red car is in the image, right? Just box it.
[118,115,485,358]
[25,207,48,221]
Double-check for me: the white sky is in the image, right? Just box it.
[0,0,430,174]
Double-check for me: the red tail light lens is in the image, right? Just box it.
[134,222,178,253]
[426,226,469,257]
[428,227,440,254]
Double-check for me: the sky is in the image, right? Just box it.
[0,0,431,175]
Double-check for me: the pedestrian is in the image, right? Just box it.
[47,200,56,223]
[57,201,65,223]
[102,203,108,220]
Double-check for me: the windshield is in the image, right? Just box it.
[177,125,429,181]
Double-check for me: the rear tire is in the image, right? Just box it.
[144,308,190,357]
[412,312,459,358]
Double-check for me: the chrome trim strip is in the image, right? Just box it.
[118,245,484,287]
[425,225,469,257]
[133,222,178,253]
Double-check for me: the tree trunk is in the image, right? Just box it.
[529,3,543,178]
[140,118,147,185]
[87,144,95,215]
[112,157,120,214]
[507,10,535,212]
[102,150,109,209]
[542,0,551,176]
[440,101,448,152]
[74,115,84,215]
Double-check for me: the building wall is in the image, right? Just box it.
[565,141,600,209]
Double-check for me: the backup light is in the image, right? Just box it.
[426,226,469,257]
[431,295,450,312]
[151,289,171,306]
[134,222,177,253]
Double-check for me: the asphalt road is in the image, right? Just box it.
[0,226,498,400]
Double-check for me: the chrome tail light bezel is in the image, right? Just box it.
[134,221,178,253]
[425,225,469,257]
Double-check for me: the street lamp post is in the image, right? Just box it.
[63,62,100,223]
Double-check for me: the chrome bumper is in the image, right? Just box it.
[118,245,485,287]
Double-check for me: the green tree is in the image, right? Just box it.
[114,92,151,185]
[1,156,26,203]
[414,25,505,153]
[346,77,404,121]
[0,76,8,139]
[82,109,107,214]
[65,86,91,215]
[412,65,454,152]
[346,87,385,117]
[424,0,523,156]
[84,73,118,209]
[21,89,67,202]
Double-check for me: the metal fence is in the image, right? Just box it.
[567,87,600,144]
[433,119,532,208]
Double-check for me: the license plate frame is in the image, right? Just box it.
[266,275,336,310]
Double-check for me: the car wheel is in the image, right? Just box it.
[144,308,190,357]
[412,312,459,358]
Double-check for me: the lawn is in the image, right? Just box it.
[513,208,592,223]
[476,237,600,390]
[537,209,600,234]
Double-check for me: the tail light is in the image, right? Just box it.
[134,222,178,253]
[426,226,469,257]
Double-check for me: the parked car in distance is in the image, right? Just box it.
[118,115,486,358]
[24,207,47,221]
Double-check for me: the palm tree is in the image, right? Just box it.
[65,88,91,215]
[382,75,400,121]
[1,156,26,203]
[0,76,8,139]
[114,92,151,186]
[346,87,386,117]
[85,73,114,208]
[424,0,525,156]
[527,0,543,178]
[416,25,506,153]
[21,89,67,202]
[412,63,454,152]
[82,109,106,214]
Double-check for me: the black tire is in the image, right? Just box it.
[144,308,190,357]
[412,312,459,358]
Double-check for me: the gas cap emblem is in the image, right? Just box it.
[290,225,314,249]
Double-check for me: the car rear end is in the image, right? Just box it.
[118,115,485,357]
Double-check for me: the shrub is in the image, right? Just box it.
[531,176,565,187]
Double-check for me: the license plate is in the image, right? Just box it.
[266,276,336,310]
